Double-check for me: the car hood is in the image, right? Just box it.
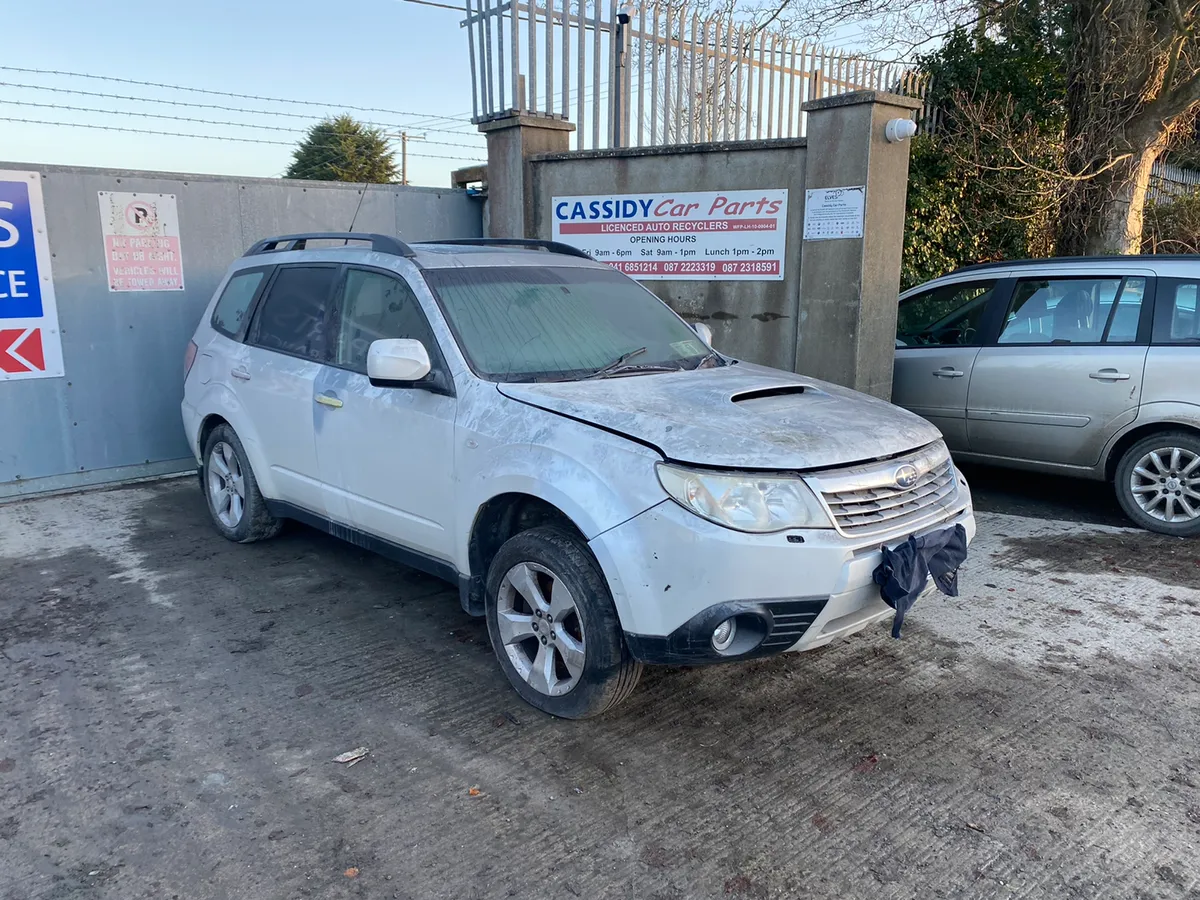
[497,363,942,470]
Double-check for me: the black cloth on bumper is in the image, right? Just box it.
[872,523,968,638]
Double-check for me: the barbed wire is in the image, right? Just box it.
[0,117,485,162]
[0,65,474,129]
[0,80,486,140]
[0,99,484,149]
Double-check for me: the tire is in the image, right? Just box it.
[485,526,643,718]
[1114,431,1200,537]
[201,424,283,543]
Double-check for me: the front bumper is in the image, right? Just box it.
[589,486,975,665]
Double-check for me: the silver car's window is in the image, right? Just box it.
[896,280,996,347]
[998,277,1131,344]
[1105,277,1145,343]
[333,269,436,375]
[211,269,268,339]
[1154,280,1200,343]
[422,265,710,381]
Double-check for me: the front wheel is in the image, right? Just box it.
[1114,432,1200,536]
[485,526,642,718]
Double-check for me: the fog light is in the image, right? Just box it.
[712,618,737,651]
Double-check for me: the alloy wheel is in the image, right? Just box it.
[495,561,586,696]
[207,441,246,528]
[1129,447,1200,524]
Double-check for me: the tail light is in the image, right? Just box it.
[184,340,198,379]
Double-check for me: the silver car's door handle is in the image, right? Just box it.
[933,367,965,378]
[315,393,344,409]
[231,367,251,381]
[1089,369,1131,381]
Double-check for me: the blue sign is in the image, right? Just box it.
[0,177,44,320]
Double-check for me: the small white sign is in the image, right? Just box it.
[552,189,788,281]
[98,191,186,292]
[803,185,865,241]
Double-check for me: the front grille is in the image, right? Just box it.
[811,445,960,538]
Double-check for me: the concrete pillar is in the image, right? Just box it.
[478,115,575,238]
[796,90,922,400]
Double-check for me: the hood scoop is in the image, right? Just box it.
[731,384,816,409]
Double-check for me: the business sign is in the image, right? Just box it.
[98,191,186,292]
[803,185,865,240]
[0,171,64,380]
[551,190,788,281]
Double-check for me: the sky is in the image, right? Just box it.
[0,0,488,187]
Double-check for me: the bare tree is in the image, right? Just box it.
[1058,0,1200,254]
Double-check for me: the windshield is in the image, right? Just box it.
[421,265,713,381]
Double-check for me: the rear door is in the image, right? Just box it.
[966,272,1152,467]
[234,264,339,513]
[892,278,1006,450]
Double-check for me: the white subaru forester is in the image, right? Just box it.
[182,233,976,718]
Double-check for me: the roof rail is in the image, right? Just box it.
[949,254,1196,276]
[243,233,416,258]
[420,238,594,260]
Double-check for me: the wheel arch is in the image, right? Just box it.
[1104,419,1200,481]
[461,492,589,617]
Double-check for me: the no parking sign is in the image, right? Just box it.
[0,170,64,380]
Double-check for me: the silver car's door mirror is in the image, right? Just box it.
[367,339,432,384]
[693,322,714,346]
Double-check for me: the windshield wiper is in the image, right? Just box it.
[688,348,722,370]
[574,347,650,380]
[572,347,688,380]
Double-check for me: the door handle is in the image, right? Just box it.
[933,367,965,378]
[230,367,251,381]
[1089,369,1131,381]
[315,393,344,409]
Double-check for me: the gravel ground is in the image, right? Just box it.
[1,478,1198,900]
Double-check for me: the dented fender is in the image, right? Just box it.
[452,380,666,574]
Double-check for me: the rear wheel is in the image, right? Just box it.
[1114,432,1200,537]
[202,424,283,543]
[485,526,642,718]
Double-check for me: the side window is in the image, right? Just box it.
[211,269,268,338]
[333,269,437,374]
[896,280,997,347]
[1154,279,1200,343]
[248,266,338,361]
[1103,277,1145,343]
[998,277,1123,345]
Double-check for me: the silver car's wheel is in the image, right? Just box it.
[1128,447,1200,524]
[484,527,642,718]
[1115,432,1200,536]
[495,561,586,697]
[207,441,246,528]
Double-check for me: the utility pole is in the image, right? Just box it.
[399,132,426,186]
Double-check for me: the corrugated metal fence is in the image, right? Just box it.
[462,0,932,151]
[1148,159,1200,204]
[0,163,482,498]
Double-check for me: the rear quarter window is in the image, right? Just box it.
[211,268,270,338]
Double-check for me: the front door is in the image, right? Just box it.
[892,278,1003,450]
[967,273,1151,467]
[237,263,339,513]
[313,266,457,563]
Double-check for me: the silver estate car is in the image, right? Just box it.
[893,256,1200,536]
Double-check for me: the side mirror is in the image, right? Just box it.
[693,322,714,346]
[367,338,432,384]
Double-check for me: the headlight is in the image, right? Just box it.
[656,463,833,532]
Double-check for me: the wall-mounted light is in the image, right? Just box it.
[884,118,918,143]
